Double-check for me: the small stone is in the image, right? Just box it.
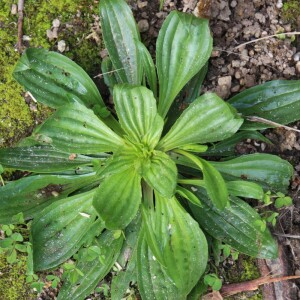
[276,0,283,9]
[22,35,31,41]
[46,29,54,40]
[137,0,148,9]
[255,13,266,24]
[218,76,232,87]
[11,4,17,15]
[294,52,300,62]
[211,50,220,57]
[57,40,66,52]
[230,0,237,8]
[295,62,300,74]
[231,85,240,93]
[138,19,149,33]
[52,19,60,28]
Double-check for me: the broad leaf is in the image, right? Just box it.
[138,41,158,98]
[206,131,272,157]
[189,189,278,259]
[32,190,98,271]
[142,194,208,296]
[114,84,163,148]
[137,231,183,300]
[0,146,93,172]
[211,153,293,192]
[142,151,177,198]
[0,172,98,224]
[57,231,123,300]
[156,11,212,118]
[226,180,264,200]
[13,48,106,112]
[228,80,300,129]
[99,0,142,85]
[158,93,243,151]
[32,102,124,154]
[93,168,142,229]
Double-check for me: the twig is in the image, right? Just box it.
[219,275,300,297]
[17,0,24,52]
[235,31,300,49]
[247,116,300,133]
[93,67,126,79]
[273,233,300,239]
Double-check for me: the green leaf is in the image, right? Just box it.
[142,194,208,296]
[0,146,93,172]
[101,56,119,92]
[205,131,272,157]
[99,0,142,85]
[156,11,212,118]
[0,173,98,224]
[57,231,123,300]
[32,190,99,271]
[211,153,293,192]
[11,233,23,242]
[0,164,3,174]
[226,181,264,200]
[32,102,124,154]
[7,249,17,264]
[158,93,243,151]
[189,189,278,259]
[138,41,158,98]
[176,186,202,207]
[142,151,177,198]
[174,150,228,210]
[228,80,300,128]
[114,84,163,148]
[93,168,142,229]
[137,231,183,300]
[275,196,293,208]
[13,48,105,111]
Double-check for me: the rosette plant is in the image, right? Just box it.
[0,0,298,299]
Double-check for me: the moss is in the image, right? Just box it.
[224,255,262,300]
[0,0,101,147]
[0,253,35,300]
[282,0,300,25]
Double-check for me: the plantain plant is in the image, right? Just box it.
[0,0,298,298]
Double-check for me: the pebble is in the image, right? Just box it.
[296,62,300,74]
[11,4,17,15]
[293,53,300,62]
[52,19,60,28]
[230,0,237,8]
[276,0,283,9]
[138,19,149,33]
[57,40,66,52]
[137,0,148,9]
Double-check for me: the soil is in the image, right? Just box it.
[2,0,300,299]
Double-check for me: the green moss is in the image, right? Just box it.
[282,0,300,25]
[0,0,101,147]
[224,255,262,300]
[0,253,35,300]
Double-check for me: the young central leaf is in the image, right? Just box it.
[142,151,177,198]
[114,84,163,149]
